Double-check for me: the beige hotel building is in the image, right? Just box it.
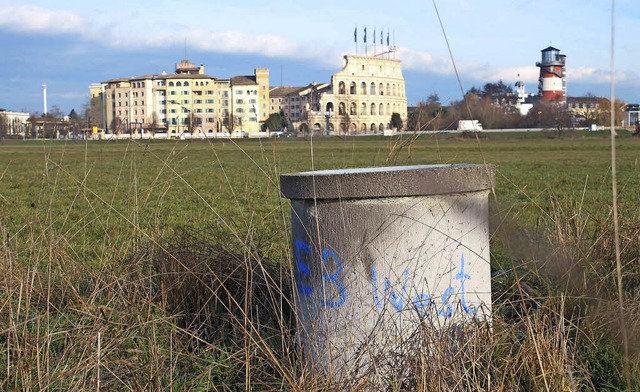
[90,54,406,137]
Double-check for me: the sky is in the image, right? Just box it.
[1,0,638,115]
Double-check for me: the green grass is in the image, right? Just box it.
[1,131,640,390]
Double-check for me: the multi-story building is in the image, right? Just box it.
[269,83,329,131]
[0,109,30,136]
[270,55,408,135]
[90,60,269,138]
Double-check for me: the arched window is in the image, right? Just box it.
[379,123,384,131]
[386,83,391,96]
[350,102,357,115]
[370,103,376,115]
[338,81,346,94]
[350,82,357,95]
[360,82,367,95]
[370,83,376,95]
[176,81,182,87]
[370,123,376,131]
[379,83,384,95]
[361,102,367,115]
[326,102,334,113]
[168,81,174,87]
[386,103,391,115]
[361,123,367,131]
[338,102,346,115]
[379,103,384,115]
[392,84,396,96]
[184,81,189,86]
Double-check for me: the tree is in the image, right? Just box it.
[0,112,7,138]
[391,112,403,131]
[110,117,124,134]
[407,94,443,131]
[88,96,104,130]
[67,109,81,138]
[145,112,161,135]
[263,111,286,132]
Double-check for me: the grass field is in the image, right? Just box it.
[1,131,640,390]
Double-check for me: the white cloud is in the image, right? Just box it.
[400,48,452,74]
[0,5,85,34]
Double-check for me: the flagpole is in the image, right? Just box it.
[373,27,376,56]
[364,26,368,57]
[354,26,358,55]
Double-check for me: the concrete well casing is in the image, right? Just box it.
[280,164,495,375]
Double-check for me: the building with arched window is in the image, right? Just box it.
[90,59,270,138]
[270,55,407,135]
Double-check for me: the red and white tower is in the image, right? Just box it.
[536,46,566,103]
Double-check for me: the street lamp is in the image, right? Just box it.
[325,108,333,136]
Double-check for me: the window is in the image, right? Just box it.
[184,81,189,86]
[361,82,367,95]
[182,90,189,95]
[350,82,357,95]
[370,103,376,115]
[194,99,202,104]
[379,83,384,95]
[168,82,174,87]
[206,108,214,113]
[176,82,182,87]
[170,91,176,95]
[207,90,214,95]
[236,108,244,113]
[350,102,356,115]
[370,83,376,95]
[182,100,189,104]
[206,99,214,104]
[236,90,243,95]
[236,99,244,104]
[249,99,256,104]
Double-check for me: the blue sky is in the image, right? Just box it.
[1,0,638,115]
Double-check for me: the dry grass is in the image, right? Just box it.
[1,136,639,390]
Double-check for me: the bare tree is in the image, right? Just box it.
[0,112,8,138]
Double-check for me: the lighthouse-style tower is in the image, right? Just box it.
[536,46,566,104]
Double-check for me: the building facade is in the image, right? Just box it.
[269,55,407,135]
[0,109,30,136]
[90,60,269,138]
